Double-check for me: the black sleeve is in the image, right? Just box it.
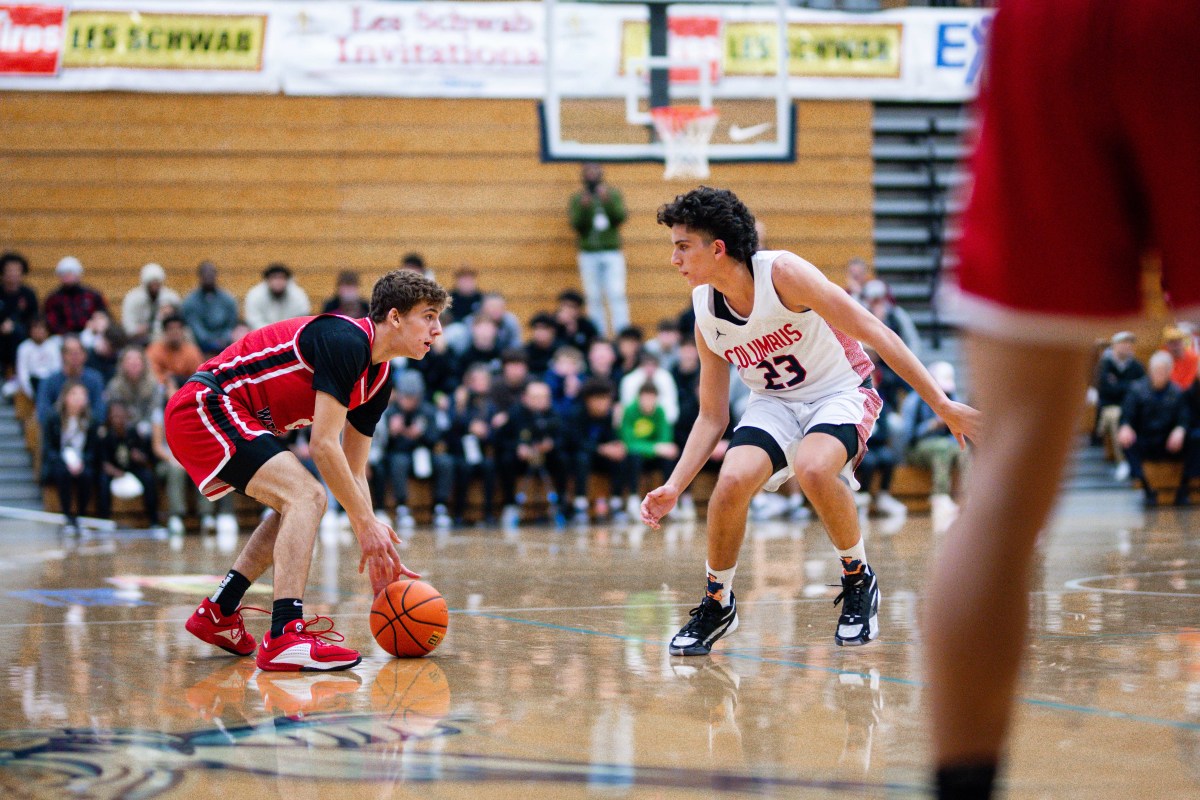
[346,385,390,437]
[298,316,372,407]
[1176,389,1191,432]
[1121,383,1141,427]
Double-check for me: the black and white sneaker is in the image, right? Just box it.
[834,561,879,646]
[670,593,738,656]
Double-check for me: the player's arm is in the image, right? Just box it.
[340,419,376,511]
[772,253,980,445]
[311,392,417,594]
[641,325,730,529]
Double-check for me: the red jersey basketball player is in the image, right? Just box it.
[170,270,448,671]
[927,2,1200,798]
[641,187,978,655]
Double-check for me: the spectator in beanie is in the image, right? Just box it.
[121,262,181,345]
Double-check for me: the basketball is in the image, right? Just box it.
[370,660,452,736]
[370,580,448,658]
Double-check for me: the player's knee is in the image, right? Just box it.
[287,480,327,517]
[795,462,836,495]
[712,469,759,506]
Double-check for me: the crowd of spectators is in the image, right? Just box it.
[0,245,999,534]
[1091,325,1200,507]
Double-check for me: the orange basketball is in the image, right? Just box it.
[370,580,448,658]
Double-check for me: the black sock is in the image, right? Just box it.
[935,762,998,800]
[211,570,251,617]
[271,598,303,638]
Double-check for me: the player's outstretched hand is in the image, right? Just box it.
[356,517,422,596]
[940,400,982,449]
[641,483,681,530]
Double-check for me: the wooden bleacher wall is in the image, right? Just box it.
[0,93,873,330]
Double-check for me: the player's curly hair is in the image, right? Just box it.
[369,269,450,322]
[656,186,759,267]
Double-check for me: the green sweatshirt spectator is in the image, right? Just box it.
[620,383,679,494]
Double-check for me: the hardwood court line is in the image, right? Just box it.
[0,597,839,630]
[468,611,1200,734]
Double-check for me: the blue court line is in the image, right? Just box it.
[463,611,1200,732]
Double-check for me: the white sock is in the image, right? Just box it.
[836,540,868,572]
[706,562,737,607]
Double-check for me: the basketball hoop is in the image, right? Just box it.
[651,105,719,181]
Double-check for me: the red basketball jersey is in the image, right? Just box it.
[198,315,391,435]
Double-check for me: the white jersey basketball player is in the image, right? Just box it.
[642,187,978,654]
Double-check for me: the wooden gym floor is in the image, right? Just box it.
[0,490,1197,799]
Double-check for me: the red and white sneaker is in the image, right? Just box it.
[255,616,361,672]
[185,598,261,656]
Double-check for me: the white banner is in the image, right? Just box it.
[0,0,280,92]
[0,2,991,101]
[277,1,545,98]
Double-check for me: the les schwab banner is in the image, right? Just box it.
[621,19,902,80]
[62,9,265,70]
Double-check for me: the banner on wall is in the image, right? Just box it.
[0,2,991,101]
[620,18,902,81]
[0,0,279,91]
[0,4,65,75]
[277,1,544,98]
[62,9,266,70]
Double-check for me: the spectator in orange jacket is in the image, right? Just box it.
[145,315,204,387]
[1162,326,1198,389]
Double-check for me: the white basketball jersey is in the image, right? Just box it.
[693,250,873,402]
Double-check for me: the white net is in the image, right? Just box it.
[651,106,719,181]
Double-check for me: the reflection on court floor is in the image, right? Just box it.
[0,492,1198,799]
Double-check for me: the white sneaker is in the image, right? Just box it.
[433,504,452,529]
[874,491,907,517]
[394,506,415,530]
[930,494,959,534]
[215,513,238,537]
[677,493,697,521]
[1113,461,1131,482]
[876,511,907,537]
[571,496,590,525]
[167,515,185,537]
[789,504,812,522]
[626,495,642,520]
[501,504,521,529]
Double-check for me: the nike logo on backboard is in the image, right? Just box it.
[728,122,773,142]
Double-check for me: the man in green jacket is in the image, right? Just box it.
[569,163,629,337]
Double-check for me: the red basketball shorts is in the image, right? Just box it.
[164,383,284,501]
[951,0,1200,343]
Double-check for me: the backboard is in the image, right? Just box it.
[541,0,796,165]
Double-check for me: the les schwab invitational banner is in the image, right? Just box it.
[0,1,991,101]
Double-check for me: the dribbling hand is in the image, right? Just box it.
[356,518,421,597]
[641,483,681,530]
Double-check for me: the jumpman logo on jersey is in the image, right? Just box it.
[714,329,727,340]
